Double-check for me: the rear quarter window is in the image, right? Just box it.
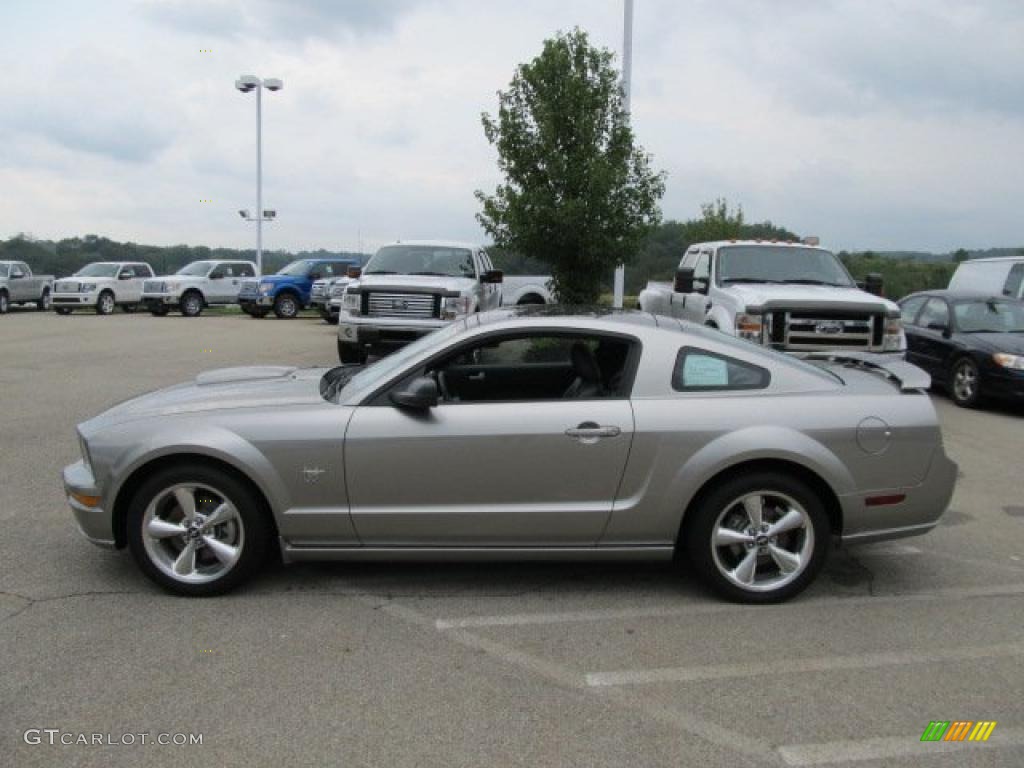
[672,348,770,392]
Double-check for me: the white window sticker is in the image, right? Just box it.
[683,355,729,387]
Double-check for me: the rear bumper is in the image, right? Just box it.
[839,447,958,545]
[63,460,115,548]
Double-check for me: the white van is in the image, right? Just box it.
[948,257,1024,300]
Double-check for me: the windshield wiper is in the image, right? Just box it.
[364,270,398,275]
[780,279,846,286]
[720,278,782,284]
[410,271,451,277]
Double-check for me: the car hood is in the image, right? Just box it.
[352,274,475,295]
[958,332,1024,355]
[728,284,900,315]
[153,274,208,284]
[255,274,308,285]
[79,366,328,435]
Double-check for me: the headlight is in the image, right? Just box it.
[330,282,349,298]
[882,317,904,352]
[164,281,179,292]
[80,283,97,292]
[259,282,274,294]
[734,312,763,343]
[343,292,361,314]
[993,353,1024,370]
[441,296,472,320]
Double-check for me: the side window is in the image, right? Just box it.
[11,264,26,278]
[1003,263,1024,299]
[137,264,154,277]
[119,266,136,279]
[693,252,711,292]
[426,333,635,402]
[680,250,698,270]
[917,298,950,329]
[672,348,770,392]
[223,265,235,277]
[320,263,336,277]
[237,263,255,277]
[900,296,928,325]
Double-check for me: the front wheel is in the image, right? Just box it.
[337,340,367,365]
[950,357,982,408]
[683,472,829,603]
[126,464,271,596]
[274,293,299,319]
[121,303,138,313]
[250,307,269,319]
[0,291,11,314]
[54,307,72,316]
[96,291,116,315]
[181,291,203,317]
[37,289,52,311]
[150,305,170,317]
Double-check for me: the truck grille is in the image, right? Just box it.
[238,282,259,297]
[143,280,164,293]
[311,284,327,298]
[770,310,882,350]
[55,282,80,293]
[365,292,439,319]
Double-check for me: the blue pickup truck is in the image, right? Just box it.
[239,259,355,319]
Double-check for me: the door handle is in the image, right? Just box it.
[467,372,486,381]
[565,423,621,440]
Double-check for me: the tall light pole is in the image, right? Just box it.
[235,74,283,277]
[613,0,634,309]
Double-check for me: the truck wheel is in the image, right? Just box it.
[181,291,203,317]
[37,289,52,311]
[337,340,367,365]
[55,307,72,316]
[683,472,829,604]
[126,463,271,596]
[0,290,9,314]
[121,303,138,314]
[250,307,269,319]
[274,293,299,319]
[150,306,170,317]
[96,291,116,315]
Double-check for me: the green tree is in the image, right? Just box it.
[952,248,969,263]
[476,28,666,304]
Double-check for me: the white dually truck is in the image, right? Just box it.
[638,240,905,354]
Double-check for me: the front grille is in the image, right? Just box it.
[55,282,79,293]
[143,280,164,293]
[365,292,438,319]
[771,310,881,351]
[238,282,259,297]
[311,284,327,298]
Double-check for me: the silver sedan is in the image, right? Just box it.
[63,308,957,602]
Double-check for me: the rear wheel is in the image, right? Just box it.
[950,357,981,408]
[274,292,299,319]
[96,291,116,315]
[250,307,269,319]
[337,340,367,365]
[121,303,138,313]
[683,472,829,603]
[126,464,271,596]
[181,291,203,317]
[0,290,11,314]
[37,289,52,311]
[150,305,170,317]
[55,306,72,316]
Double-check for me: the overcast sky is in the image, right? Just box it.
[1,0,1022,254]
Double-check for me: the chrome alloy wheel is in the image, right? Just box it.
[710,491,813,593]
[953,360,977,403]
[141,483,244,584]
[98,292,115,314]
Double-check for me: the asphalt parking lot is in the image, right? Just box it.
[2,311,1022,767]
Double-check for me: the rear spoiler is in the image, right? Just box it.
[799,351,931,392]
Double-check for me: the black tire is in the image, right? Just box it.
[949,356,982,408]
[126,463,271,596]
[181,291,203,317]
[150,305,170,317]
[54,307,72,316]
[0,290,10,314]
[318,306,334,323]
[683,471,830,604]
[96,290,116,315]
[37,289,52,311]
[337,339,367,365]
[273,292,299,319]
[251,307,269,319]
[121,303,138,313]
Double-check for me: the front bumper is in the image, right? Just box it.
[63,460,115,548]
[338,314,449,348]
[239,294,275,307]
[52,293,98,306]
[984,367,1024,401]
[142,294,182,309]
[839,446,958,545]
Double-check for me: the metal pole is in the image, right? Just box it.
[613,0,634,308]
[256,83,263,277]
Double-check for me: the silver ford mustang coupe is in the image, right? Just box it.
[63,308,956,602]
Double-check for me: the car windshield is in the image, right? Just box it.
[326,322,464,401]
[953,299,1024,333]
[75,263,120,278]
[176,261,215,276]
[364,245,476,278]
[717,246,854,287]
[277,260,314,277]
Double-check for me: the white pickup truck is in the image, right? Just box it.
[638,240,905,354]
[0,261,54,314]
[142,259,257,317]
[336,240,552,363]
[52,261,155,315]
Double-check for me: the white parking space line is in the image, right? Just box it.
[434,582,1024,631]
[852,544,923,556]
[585,641,1024,688]
[777,727,1024,766]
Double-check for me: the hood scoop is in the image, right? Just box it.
[195,366,298,386]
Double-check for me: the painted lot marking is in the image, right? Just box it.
[434,582,1024,631]
[777,727,1024,766]
[585,640,1024,687]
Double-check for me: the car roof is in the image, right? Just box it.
[692,240,831,252]
[956,256,1024,264]
[383,240,481,250]
[902,289,1011,302]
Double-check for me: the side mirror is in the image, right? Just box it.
[674,267,694,294]
[864,272,885,296]
[347,266,362,279]
[390,376,439,410]
[481,269,504,284]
